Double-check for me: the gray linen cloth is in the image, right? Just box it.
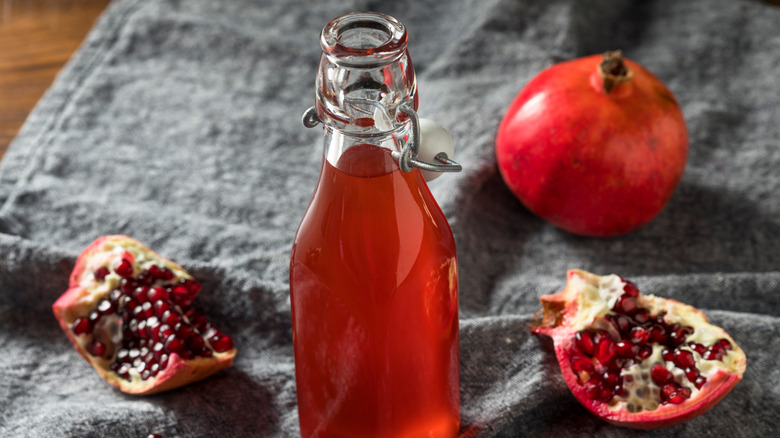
[1,0,778,436]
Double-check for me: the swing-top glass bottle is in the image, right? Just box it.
[290,11,461,437]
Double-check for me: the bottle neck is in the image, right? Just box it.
[323,122,412,177]
[315,12,418,134]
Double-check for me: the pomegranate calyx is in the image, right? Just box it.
[598,50,634,94]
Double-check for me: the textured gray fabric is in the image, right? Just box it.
[1,0,778,436]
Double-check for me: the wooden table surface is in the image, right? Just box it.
[0,0,111,162]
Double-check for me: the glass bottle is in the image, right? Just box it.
[290,12,461,438]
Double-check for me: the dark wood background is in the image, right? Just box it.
[0,0,110,161]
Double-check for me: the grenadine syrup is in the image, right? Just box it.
[290,143,460,437]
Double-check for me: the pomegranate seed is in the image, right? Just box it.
[685,367,699,382]
[176,323,195,340]
[72,317,92,335]
[651,365,674,385]
[109,289,123,307]
[629,326,650,345]
[115,258,134,278]
[584,381,600,400]
[162,310,181,327]
[678,386,692,398]
[136,273,153,286]
[661,383,678,399]
[598,386,613,401]
[192,314,210,331]
[141,370,151,380]
[146,316,159,331]
[575,331,595,356]
[150,363,161,377]
[614,295,638,315]
[593,331,616,362]
[673,349,695,369]
[638,346,652,360]
[120,278,136,294]
[633,309,650,325]
[120,296,136,311]
[188,335,205,351]
[648,324,667,343]
[137,320,148,339]
[171,285,191,305]
[133,286,150,303]
[165,334,185,353]
[703,350,722,361]
[154,300,173,317]
[667,392,687,404]
[615,341,636,358]
[622,280,640,297]
[654,311,667,325]
[145,302,156,318]
[147,265,170,279]
[662,349,674,362]
[117,364,131,381]
[602,371,619,387]
[159,354,169,369]
[689,342,707,355]
[143,350,156,365]
[210,334,234,353]
[694,376,707,389]
[88,310,101,325]
[97,299,114,315]
[117,349,130,363]
[570,356,593,373]
[88,340,106,357]
[199,348,213,358]
[181,279,202,295]
[669,327,691,346]
[94,267,111,281]
[147,287,169,303]
[158,325,175,342]
[614,315,632,334]
[717,338,733,351]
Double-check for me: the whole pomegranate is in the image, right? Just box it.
[532,270,746,429]
[53,235,236,395]
[496,51,688,237]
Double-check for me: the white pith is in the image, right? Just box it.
[569,274,742,413]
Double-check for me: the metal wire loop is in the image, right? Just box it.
[301,105,462,174]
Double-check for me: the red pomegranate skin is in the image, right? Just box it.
[496,54,688,237]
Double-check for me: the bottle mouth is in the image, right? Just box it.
[320,12,408,66]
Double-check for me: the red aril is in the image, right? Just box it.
[496,51,688,237]
[53,235,236,395]
[532,270,746,429]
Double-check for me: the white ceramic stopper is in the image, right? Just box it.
[418,118,455,182]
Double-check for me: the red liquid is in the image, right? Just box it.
[290,144,460,437]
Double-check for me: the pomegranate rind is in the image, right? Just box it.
[532,269,746,429]
[52,235,237,395]
[495,54,688,237]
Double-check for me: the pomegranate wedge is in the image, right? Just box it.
[532,270,746,429]
[53,235,236,395]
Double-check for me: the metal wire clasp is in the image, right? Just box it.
[301,105,462,174]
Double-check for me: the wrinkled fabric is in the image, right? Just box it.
[1,0,778,436]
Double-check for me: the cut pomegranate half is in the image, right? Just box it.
[532,270,746,429]
[53,235,236,395]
